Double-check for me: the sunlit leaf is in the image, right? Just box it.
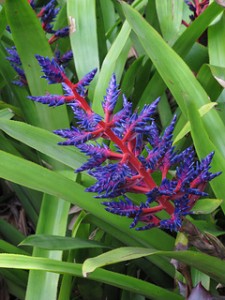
[82,247,225,285]
[0,254,183,300]
[191,198,223,215]
[173,103,217,144]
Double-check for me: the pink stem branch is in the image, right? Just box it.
[64,77,175,215]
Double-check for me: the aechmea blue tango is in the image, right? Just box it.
[29,55,221,231]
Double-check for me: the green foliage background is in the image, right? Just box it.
[0,0,225,299]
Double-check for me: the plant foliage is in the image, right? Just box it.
[0,0,225,299]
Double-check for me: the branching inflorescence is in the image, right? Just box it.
[29,56,220,231]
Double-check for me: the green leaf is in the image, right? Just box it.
[0,268,27,291]
[0,218,25,247]
[92,20,131,115]
[120,3,208,113]
[190,219,225,236]
[0,239,28,255]
[155,0,183,45]
[0,7,7,38]
[20,235,111,250]
[191,198,223,215]
[26,193,70,300]
[87,214,175,277]
[185,43,208,73]
[185,99,225,211]
[208,12,225,67]
[173,103,217,144]
[161,250,225,285]
[0,254,183,300]
[0,101,22,118]
[209,65,225,88]
[82,246,225,286]
[0,108,14,119]
[82,247,155,277]
[99,0,117,43]
[92,0,149,116]
[67,0,100,98]
[173,2,224,58]
[58,211,94,300]
[121,56,145,99]
[0,118,86,170]
[197,64,222,101]
[138,1,224,109]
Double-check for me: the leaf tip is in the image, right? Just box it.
[82,266,90,278]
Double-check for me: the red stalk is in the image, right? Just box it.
[64,76,175,215]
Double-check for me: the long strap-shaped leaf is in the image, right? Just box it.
[82,247,225,285]
[0,254,182,300]
[185,99,225,210]
[4,1,70,299]
[138,2,224,108]
[0,118,86,170]
[67,0,100,99]
[92,21,131,114]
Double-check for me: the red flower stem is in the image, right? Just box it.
[48,35,58,44]
[103,125,157,188]
[142,204,164,214]
[129,186,150,193]
[64,77,175,215]
[63,77,93,113]
[108,151,124,160]
[195,0,200,15]
[182,20,189,27]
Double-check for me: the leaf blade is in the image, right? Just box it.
[0,254,183,300]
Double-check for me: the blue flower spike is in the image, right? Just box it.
[29,54,221,232]
[6,47,27,86]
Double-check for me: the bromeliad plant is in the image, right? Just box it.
[2,0,225,299]
[29,55,220,232]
